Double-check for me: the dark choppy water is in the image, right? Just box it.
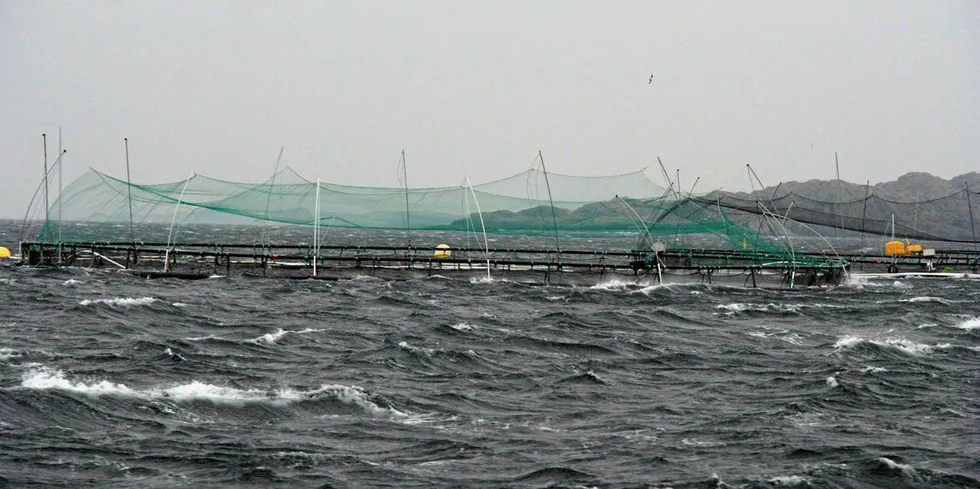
[1,229,979,488]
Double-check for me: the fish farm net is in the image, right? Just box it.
[702,188,980,244]
[19,164,833,263]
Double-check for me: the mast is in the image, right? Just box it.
[42,134,49,226]
[124,138,135,243]
[314,177,321,276]
[264,148,284,249]
[58,128,63,243]
[399,150,411,250]
[164,172,194,273]
[676,169,681,199]
[538,150,561,256]
[859,180,870,252]
[686,176,700,198]
[769,182,782,202]
[835,151,841,237]
[967,183,977,253]
[657,157,679,200]
[262,147,284,251]
[465,176,491,280]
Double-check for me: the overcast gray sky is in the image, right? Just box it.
[2,1,978,218]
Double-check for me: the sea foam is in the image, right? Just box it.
[18,367,405,416]
[833,335,945,355]
[956,317,980,330]
[247,328,324,345]
[79,297,157,307]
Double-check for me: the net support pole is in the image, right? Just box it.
[465,176,491,281]
[42,133,49,232]
[538,150,561,260]
[58,128,63,245]
[860,180,870,253]
[164,172,194,273]
[967,183,977,254]
[262,147,284,253]
[314,178,321,277]
[124,138,135,245]
[400,150,411,252]
[835,151,842,237]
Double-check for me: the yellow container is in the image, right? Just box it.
[884,241,906,256]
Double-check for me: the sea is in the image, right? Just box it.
[1,221,978,488]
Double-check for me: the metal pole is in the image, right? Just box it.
[58,128,63,243]
[400,150,411,250]
[42,134,49,226]
[314,178,320,276]
[967,183,977,253]
[124,138,135,244]
[465,176,491,281]
[164,172,194,273]
[860,180,870,253]
[262,147,284,251]
[538,150,561,258]
[835,151,841,237]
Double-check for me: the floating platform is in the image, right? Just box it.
[17,241,851,288]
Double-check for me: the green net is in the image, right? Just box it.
[24,164,831,264]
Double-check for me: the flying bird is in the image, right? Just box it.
[648,74,654,84]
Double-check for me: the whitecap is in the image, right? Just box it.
[878,457,918,478]
[681,438,725,447]
[184,334,220,341]
[838,335,945,355]
[861,366,887,374]
[469,275,493,284]
[247,328,324,345]
[0,348,22,361]
[22,367,136,395]
[589,279,633,291]
[450,322,475,332]
[747,329,804,345]
[172,302,189,308]
[826,376,839,387]
[63,279,82,286]
[630,283,671,295]
[882,338,937,355]
[956,317,980,330]
[18,367,406,416]
[79,297,157,307]
[715,302,803,315]
[397,341,434,356]
[769,475,810,486]
[905,296,951,305]
[833,336,864,349]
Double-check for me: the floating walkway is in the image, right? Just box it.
[19,241,850,288]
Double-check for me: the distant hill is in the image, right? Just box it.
[455,171,980,242]
[721,171,980,203]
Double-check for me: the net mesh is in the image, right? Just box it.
[29,162,968,265]
[702,189,980,244]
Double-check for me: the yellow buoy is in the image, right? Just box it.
[0,246,11,259]
[433,244,452,259]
